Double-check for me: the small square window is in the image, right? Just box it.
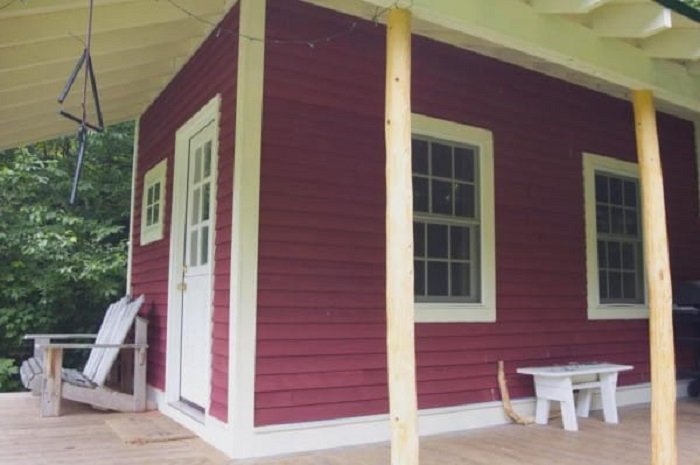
[140,159,167,245]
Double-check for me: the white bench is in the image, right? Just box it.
[517,363,633,431]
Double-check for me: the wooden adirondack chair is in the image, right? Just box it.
[20,295,148,417]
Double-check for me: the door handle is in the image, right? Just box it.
[177,282,187,292]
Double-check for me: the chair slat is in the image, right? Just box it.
[89,295,145,386]
[82,297,128,381]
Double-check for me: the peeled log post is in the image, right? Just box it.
[632,90,677,465]
[385,8,419,465]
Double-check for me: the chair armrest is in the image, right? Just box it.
[36,342,148,350]
[24,334,98,340]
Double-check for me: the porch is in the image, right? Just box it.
[4,392,700,465]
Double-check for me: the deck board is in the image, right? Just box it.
[3,392,700,464]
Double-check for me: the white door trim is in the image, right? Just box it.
[166,94,222,414]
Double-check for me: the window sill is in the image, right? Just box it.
[415,302,496,323]
[587,304,649,320]
[140,227,163,246]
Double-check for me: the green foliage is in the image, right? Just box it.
[0,123,133,386]
[0,358,19,392]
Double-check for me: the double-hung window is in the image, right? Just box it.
[411,114,495,323]
[583,153,647,319]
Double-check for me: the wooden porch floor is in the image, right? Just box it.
[3,393,700,465]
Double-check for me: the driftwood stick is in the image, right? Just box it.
[498,361,534,425]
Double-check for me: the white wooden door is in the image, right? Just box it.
[179,123,216,408]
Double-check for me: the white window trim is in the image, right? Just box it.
[140,159,167,245]
[583,152,648,320]
[412,114,496,323]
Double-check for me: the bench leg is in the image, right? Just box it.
[561,398,578,431]
[576,388,593,418]
[535,398,550,425]
[600,372,619,423]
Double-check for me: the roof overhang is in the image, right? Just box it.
[308,0,700,120]
[0,0,698,150]
[0,0,234,151]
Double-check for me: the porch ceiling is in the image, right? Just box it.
[0,0,234,151]
[1,0,699,151]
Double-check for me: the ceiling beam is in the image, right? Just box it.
[0,93,155,131]
[0,17,208,69]
[642,29,700,59]
[0,41,191,91]
[530,0,611,14]
[0,60,175,104]
[0,0,225,47]
[0,0,140,19]
[0,78,166,124]
[589,4,673,38]
[0,110,142,152]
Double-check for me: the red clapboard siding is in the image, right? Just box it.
[254,0,700,426]
[130,5,240,422]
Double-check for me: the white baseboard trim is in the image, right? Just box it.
[148,386,233,455]
[151,379,691,459]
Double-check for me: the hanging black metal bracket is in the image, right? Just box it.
[58,0,103,204]
[58,48,104,132]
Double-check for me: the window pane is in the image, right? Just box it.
[147,185,154,205]
[427,261,448,296]
[597,240,607,268]
[203,141,212,178]
[414,260,425,296]
[608,241,621,268]
[432,180,452,215]
[152,203,159,224]
[624,180,637,207]
[599,270,608,300]
[451,263,470,297]
[202,183,211,221]
[194,147,202,183]
[610,206,624,234]
[624,210,638,236]
[455,183,475,218]
[146,206,153,226]
[413,222,425,257]
[413,177,429,212]
[412,139,428,175]
[454,148,475,182]
[153,182,160,202]
[596,205,610,234]
[192,187,201,225]
[431,143,452,178]
[189,230,199,267]
[622,272,636,300]
[427,223,448,258]
[451,226,470,260]
[201,226,209,265]
[609,271,622,299]
[609,177,622,205]
[595,175,609,203]
[621,243,635,270]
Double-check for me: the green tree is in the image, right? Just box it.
[0,123,134,391]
